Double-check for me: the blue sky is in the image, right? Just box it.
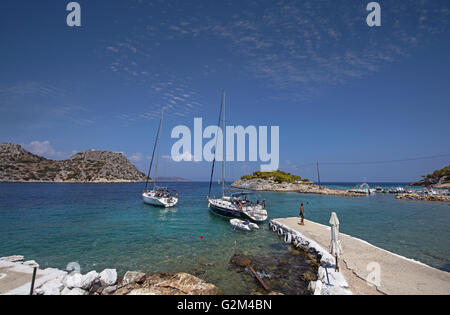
[1,0,449,181]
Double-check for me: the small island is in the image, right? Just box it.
[395,165,450,202]
[411,165,450,189]
[231,170,364,197]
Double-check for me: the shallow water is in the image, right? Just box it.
[0,182,449,294]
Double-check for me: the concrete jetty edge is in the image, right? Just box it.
[271,217,450,295]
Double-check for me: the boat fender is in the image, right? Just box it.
[269,222,273,229]
[277,227,284,236]
[284,233,292,244]
[272,224,277,232]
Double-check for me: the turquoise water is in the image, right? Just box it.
[0,182,449,293]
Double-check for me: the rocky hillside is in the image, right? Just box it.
[0,143,148,183]
[412,165,450,188]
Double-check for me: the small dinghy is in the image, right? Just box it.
[230,219,259,231]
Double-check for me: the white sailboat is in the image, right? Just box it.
[207,91,268,223]
[142,110,178,208]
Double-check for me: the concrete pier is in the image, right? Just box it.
[273,218,450,295]
[0,257,67,295]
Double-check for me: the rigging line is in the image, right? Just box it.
[208,90,224,197]
[144,108,164,192]
[294,154,450,169]
[222,90,226,197]
[319,153,450,165]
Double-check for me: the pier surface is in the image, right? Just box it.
[0,258,66,295]
[274,218,450,295]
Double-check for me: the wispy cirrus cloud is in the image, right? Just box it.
[105,0,450,102]
[0,81,96,126]
[115,80,204,122]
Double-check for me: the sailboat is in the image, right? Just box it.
[142,109,179,208]
[207,91,268,223]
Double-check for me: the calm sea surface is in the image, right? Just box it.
[0,182,449,293]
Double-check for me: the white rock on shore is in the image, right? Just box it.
[2,255,220,296]
[35,278,65,295]
[63,271,99,290]
[99,269,117,287]
[61,287,88,295]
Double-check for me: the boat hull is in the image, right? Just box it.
[142,193,178,208]
[208,200,267,222]
[209,202,250,220]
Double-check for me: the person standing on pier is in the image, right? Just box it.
[299,203,305,226]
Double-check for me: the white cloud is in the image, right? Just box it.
[129,152,144,163]
[23,141,68,159]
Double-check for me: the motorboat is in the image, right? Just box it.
[388,187,405,194]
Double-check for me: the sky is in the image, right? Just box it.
[0,0,449,182]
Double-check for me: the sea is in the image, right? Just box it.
[0,182,449,294]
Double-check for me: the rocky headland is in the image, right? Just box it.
[0,143,148,183]
[411,165,450,189]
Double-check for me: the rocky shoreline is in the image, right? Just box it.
[411,165,449,189]
[0,256,220,295]
[1,250,321,295]
[231,179,364,197]
[396,193,450,203]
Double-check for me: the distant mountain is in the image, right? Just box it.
[0,143,148,183]
[412,165,450,188]
[154,177,190,182]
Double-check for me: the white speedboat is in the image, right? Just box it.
[230,219,259,231]
[389,187,405,194]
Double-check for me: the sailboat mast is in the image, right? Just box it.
[222,90,226,197]
[144,109,164,192]
[207,92,224,198]
[153,109,164,189]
